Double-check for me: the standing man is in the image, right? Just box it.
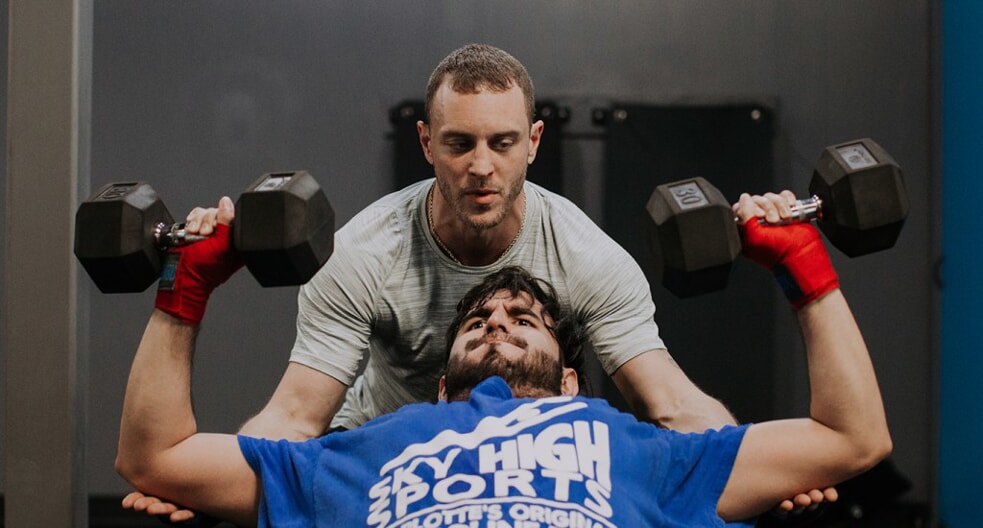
[235,43,730,438]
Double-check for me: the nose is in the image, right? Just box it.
[485,304,510,333]
[468,142,494,178]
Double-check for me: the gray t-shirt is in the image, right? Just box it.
[291,179,665,429]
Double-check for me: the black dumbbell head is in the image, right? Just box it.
[646,177,742,297]
[809,138,910,257]
[234,171,335,287]
[74,182,173,293]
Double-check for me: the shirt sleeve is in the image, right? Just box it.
[289,202,405,384]
[658,424,756,527]
[238,435,325,528]
[540,189,666,373]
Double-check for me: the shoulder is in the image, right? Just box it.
[296,181,430,316]
[526,182,594,224]
[325,181,430,272]
[525,182,620,251]
[337,180,429,244]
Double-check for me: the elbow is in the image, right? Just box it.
[115,450,160,492]
[849,429,894,475]
[114,452,142,488]
[868,432,894,467]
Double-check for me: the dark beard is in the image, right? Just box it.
[443,342,563,402]
[436,172,526,231]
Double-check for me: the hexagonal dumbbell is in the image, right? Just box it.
[74,170,334,293]
[647,138,909,297]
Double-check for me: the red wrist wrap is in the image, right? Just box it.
[154,224,243,325]
[739,220,839,310]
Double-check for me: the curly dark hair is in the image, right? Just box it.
[444,266,589,393]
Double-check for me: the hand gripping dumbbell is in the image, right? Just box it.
[646,138,909,297]
[74,170,335,293]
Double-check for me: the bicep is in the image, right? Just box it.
[716,420,855,521]
[151,434,259,527]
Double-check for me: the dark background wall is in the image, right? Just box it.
[2,0,939,514]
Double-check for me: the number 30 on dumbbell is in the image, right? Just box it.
[74,171,335,293]
[646,138,910,297]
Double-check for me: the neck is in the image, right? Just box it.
[429,185,526,266]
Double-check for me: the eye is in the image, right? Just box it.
[467,320,486,331]
[493,139,515,151]
[446,139,473,153]
[515,318,531,326]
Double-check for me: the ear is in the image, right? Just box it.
[437,375,448,401]
[526,120,544,165]
[417,120,435,165]
[560,367,579,397]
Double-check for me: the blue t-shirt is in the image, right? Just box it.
[239,377,753,527]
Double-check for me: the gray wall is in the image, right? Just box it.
[6,1,940,504]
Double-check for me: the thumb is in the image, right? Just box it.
[216,196,235,226]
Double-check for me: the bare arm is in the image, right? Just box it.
[715,192,892,520]
[183,200,350,441]
[115,310,259,527]
[119,199,351,523]
[612,348,737,432]
[717,289,891,520]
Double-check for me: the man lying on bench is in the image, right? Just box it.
[115,191,891,527]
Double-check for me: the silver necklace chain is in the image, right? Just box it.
[427,185,526,265]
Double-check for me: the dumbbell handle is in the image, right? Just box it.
[741,195,823,225]
[154,222,208,249]
[785,194,823,223]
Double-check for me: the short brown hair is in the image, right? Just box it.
[424,43,536,123]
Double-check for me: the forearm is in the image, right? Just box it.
[718,291,891,520]
[237,361,349,440]
[613,349,737,432]
[799,290,891,462]
[662,392,737,432]
[116,310,199,480]
[238,409,321,440]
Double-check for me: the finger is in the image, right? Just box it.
[131,495,161,512]
[823,486,839,503]
[761,192,791,224]
[778,189,798,206]
[776,498,794,512]
[121,491,145,509]
[743,194,778,224]
[733,193,764,223]
[807,488,826,504]
[216,196,235,226]
[169,510,197,523]
[186,206,220,235]
[146,502,179,515]
[792,492,812,511]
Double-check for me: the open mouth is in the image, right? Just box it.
[465,188,498,205]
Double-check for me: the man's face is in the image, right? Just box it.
[418,81,544,231]
[440,289,577,402]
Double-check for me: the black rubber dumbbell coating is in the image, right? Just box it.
[810,140,910,257]
[646,177,741,297]
[74,182,174,293]
[234,171,335,287]
[75,171,335,293]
